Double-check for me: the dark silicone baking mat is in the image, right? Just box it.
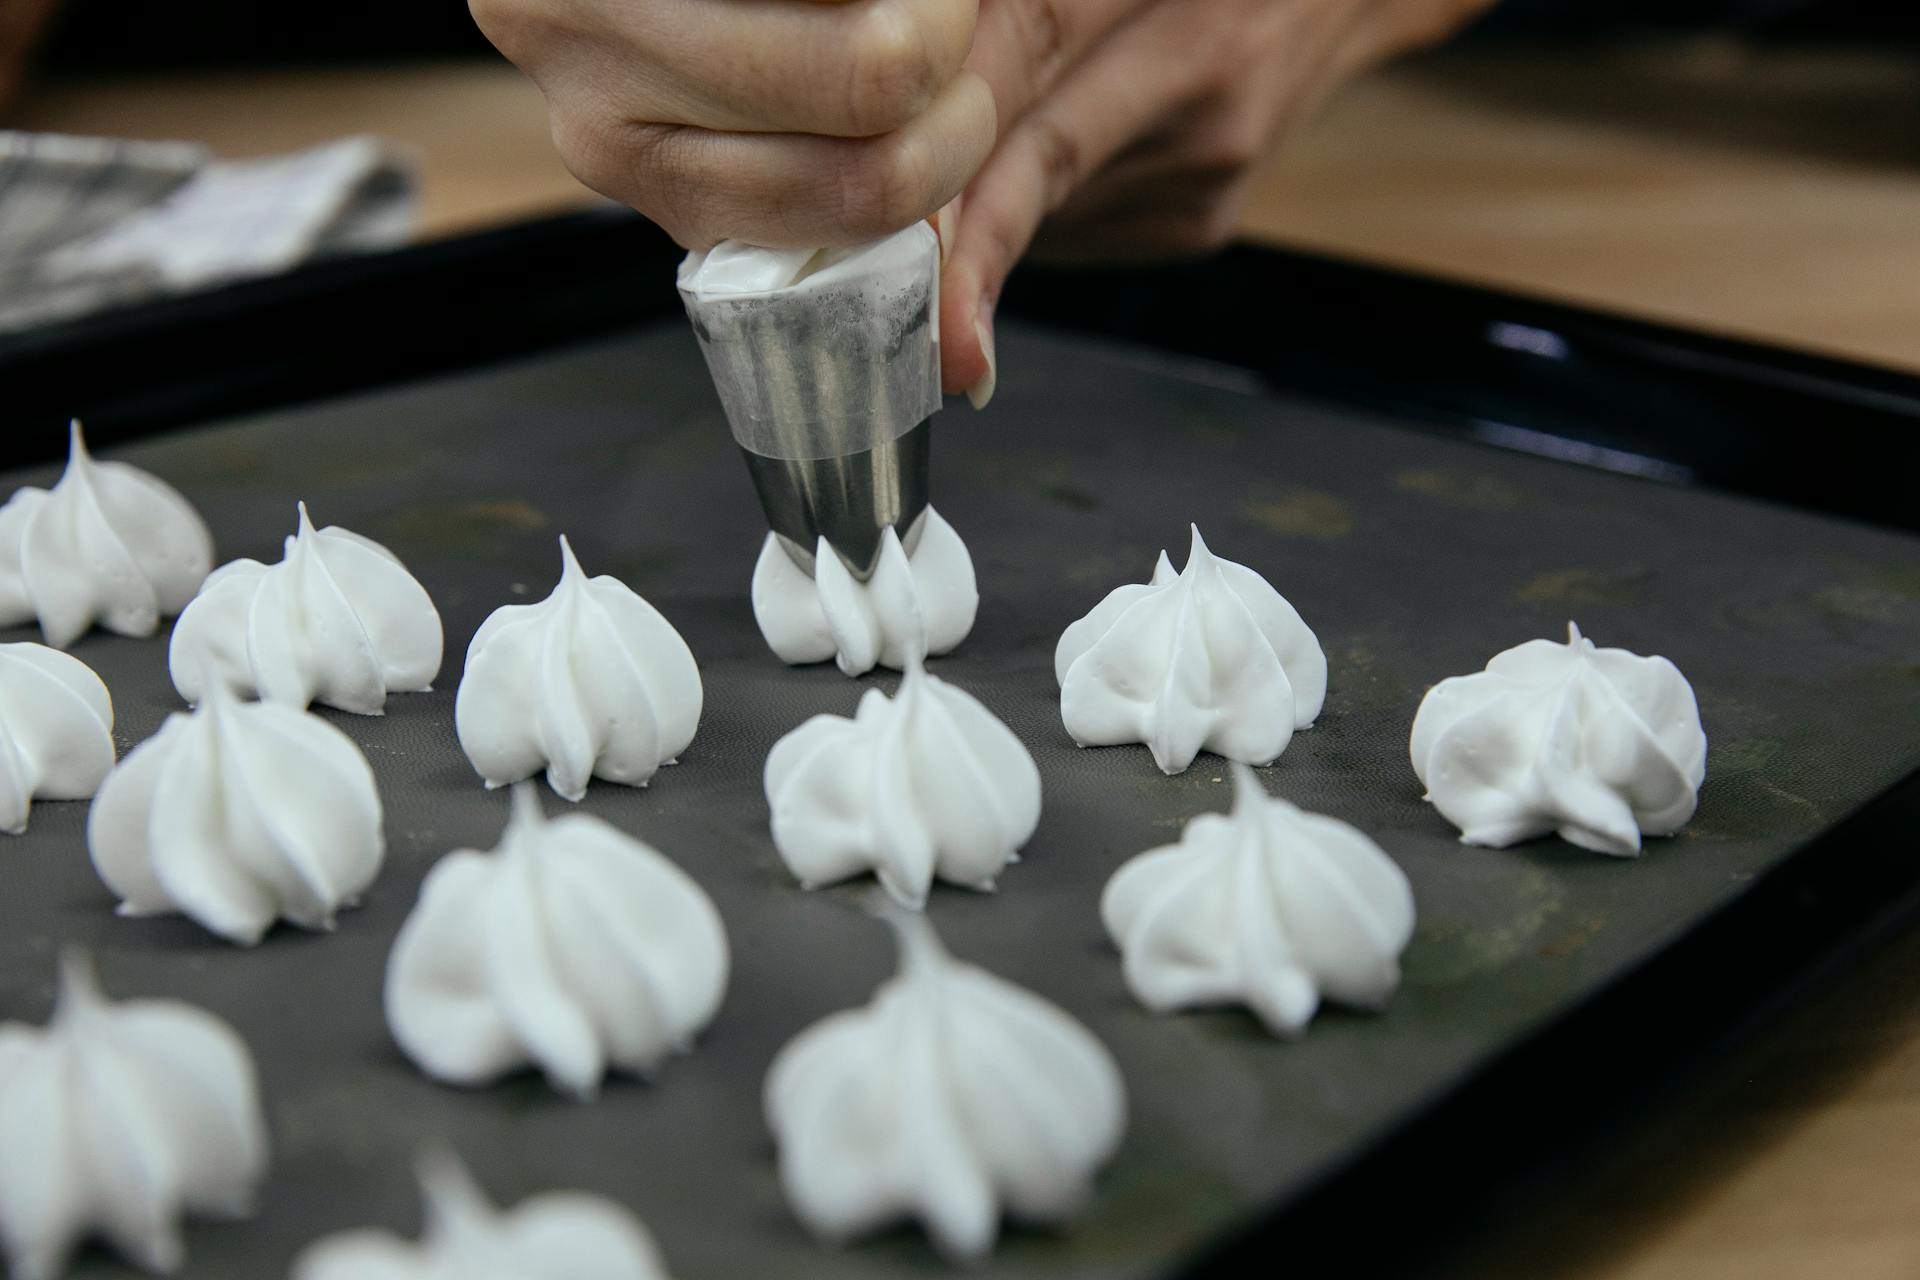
[2,318,1917,1279]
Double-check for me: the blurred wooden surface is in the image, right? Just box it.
[1244,41,1920,373]
[6,62,590,237]
[9,44,1920,1279]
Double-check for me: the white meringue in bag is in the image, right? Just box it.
[87,679,385,945]
[456,536,701,800]
[169,502,441,714]
[1056,525,1326,775]
[751,507,976,677]
[766,914,1125,1261]
[293,1150,672,1280]
[1102,763,1414,1037]
[0,642,115,834]
[386,785,728,1099]
[764,654,1040,909]
[0,951,268,1280]
[1410,621,1707,855]
[0,421,213,649]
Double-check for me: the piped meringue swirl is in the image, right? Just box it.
[87,679,386,945]
[751,506,976,677]
[1410,621,1707,855]
[1056,525,1326,775]
[0,642,115,834]
[293,1150,673,1280]
[765,914,1125,1261]
[1102,762,1414,1037]
[386,785,728,1099]
[764,654,1040,909]
[169,502,442,715]
[456,536,701,801]
[0,951,268,1280]
[0,421,213,648]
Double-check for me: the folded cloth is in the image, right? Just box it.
[0,131,416,332]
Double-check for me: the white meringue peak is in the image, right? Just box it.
[1102,763,1414,1037]
[0,642,114,834]
[87,679,385,945]
[456,536,701,801]
[168,502,442,715]
[765,913,1125,1262]
[0,421,213,649]
[751,506,976,677]
[292,1150,672,1280]
[385,785,729,1099]
[1410,621,1708,856]
[1055,525,1326,776]
[0,951,268,1280]
[764,655,1040,910]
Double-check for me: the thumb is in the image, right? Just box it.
[938,21,1186,407]
[935,194,999,409]
[938,116,1070,409]
[929,198,996,407]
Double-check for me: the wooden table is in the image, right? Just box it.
[9,43,1920,1278]
[1242,40,1920,375]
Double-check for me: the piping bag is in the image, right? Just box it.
[677,224,940,581]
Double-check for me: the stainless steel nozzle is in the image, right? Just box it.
[678,227,942,582]
[742,418,931,577]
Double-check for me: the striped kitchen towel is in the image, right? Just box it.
[0,130,415,332]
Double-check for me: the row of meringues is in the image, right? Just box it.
[0,423,1708,1277]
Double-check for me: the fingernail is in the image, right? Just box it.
[932,198,960,267]
[966,299,996,411]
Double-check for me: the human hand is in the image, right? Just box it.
[942,0,1493,403]
[470,0,997,248]
[471,0,1490,406]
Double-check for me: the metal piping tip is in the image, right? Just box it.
[741,418,932,581]
[680,227,943,583]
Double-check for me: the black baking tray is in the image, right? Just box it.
[0,208,1917,1280]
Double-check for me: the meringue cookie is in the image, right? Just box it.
[765,914,1125,1261]
[0,951,268,1280]
[293,1150,671,1280]
[169,502,442,715]
[751,506,976,677]
[0,642,115,834]
[1055,525,1326,776]
[1102,763,1414,1037]
[386,785,728,1099]
[456,536,701,801]
[0,421,213,649]
[1410,621,1707,856]
[764,655,1040,909]
[87,679,385,945]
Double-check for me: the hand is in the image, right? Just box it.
[472,0,1489,404]
[943,0,1493,401]
[471,0,997,247]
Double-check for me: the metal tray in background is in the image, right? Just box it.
[0,212,1916,1280]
